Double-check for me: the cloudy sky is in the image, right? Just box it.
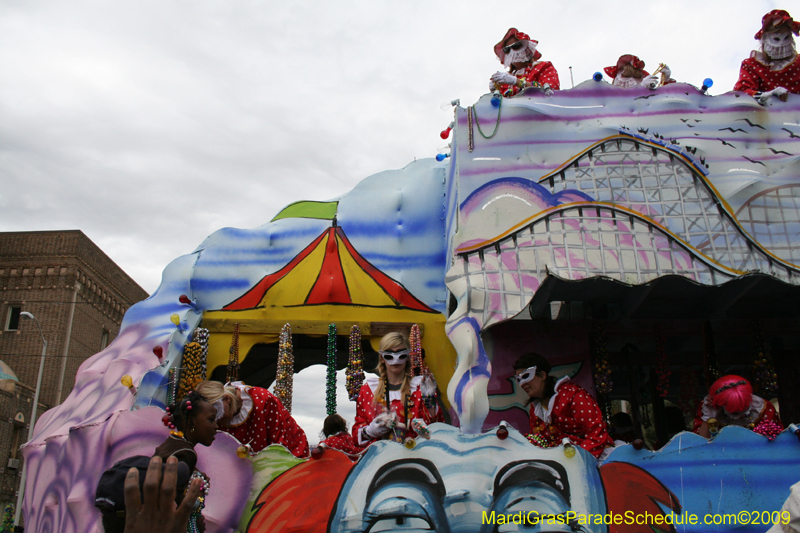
[1,0,782,293]
[0,0,783,438]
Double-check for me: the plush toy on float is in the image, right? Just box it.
[602,54,674,89]
[489,28,559,99]
[733,9,800,105]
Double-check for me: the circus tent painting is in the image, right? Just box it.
[200,212,456,394]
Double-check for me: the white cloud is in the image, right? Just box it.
[0,0,778,431]
[1,1,774,292]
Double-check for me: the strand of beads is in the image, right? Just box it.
[275,323,294,413]
[346,325,364,401]
[754,419,782,441]
[1,503,14,532]
[678,367,699,419]
[752,321,778,397]
[702,321,720,388]
[186,471,210,533]
[326,324,337,416]
[193,327,209,378]
[167,367,178,406]
[592,324,611,394]
[227,323,240,383]
[655,325,671,397]
[177,342,203,399]
[409,324,428,377]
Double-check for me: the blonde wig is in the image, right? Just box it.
[194,380,238,405]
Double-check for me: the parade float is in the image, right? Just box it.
[17,21,800,532]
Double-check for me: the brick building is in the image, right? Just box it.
[0,368,42,510]
[0,230,149,509]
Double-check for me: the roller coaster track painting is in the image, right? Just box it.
[448,132,800,330]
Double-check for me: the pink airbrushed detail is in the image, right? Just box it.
[20,324,252,533]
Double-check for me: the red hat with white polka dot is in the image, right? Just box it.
[755,10,800,40]
[494,28,543,64]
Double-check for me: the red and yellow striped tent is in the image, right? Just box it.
[201,223,455,396]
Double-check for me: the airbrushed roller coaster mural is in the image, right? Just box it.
[17,13,800,533]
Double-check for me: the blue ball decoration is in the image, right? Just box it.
[703,78,713,88]
[593,72,603,82]
[436,153,448,162]
[490,94,501,107]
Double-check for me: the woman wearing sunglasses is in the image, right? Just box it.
[352,332,443,446]
[513,352,614,459]
[490,28,560,97]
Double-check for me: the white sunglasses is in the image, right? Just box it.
[515,366,538,385]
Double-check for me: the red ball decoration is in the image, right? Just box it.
[496,425,509,440]
[153,346,163,358]
[311,445,325,459]
[179,294,192,304]
[440,127,451,139]
[632,439,644,450]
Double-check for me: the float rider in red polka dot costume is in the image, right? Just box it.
[734,9,800,105]
[195,380,310,458]
[352,332,443,447]
[489,28,560,97]
[603,54,675,89]
[513,352,614,460]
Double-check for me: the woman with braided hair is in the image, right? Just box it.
[352,332,442,446]
[154,390,218,533]
[693,375,783,438]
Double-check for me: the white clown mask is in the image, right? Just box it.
[503,40,537,68]
[515,366,538,386]
[613,75,642,89]
[763,29,796,60]
[380,349,410,366]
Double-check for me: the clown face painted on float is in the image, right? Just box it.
[328,425,607,533]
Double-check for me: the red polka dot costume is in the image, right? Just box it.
[352,375,443,446]
[492,28,560,96]
[220,382,309,458]
[320,432,365,461]
[734,54,800,96]
[734,10,800,96]
[692,394,782,433]
[526,377,614,458]
[500,62,561,96]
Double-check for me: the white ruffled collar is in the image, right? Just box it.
[365,374,422,403]
[700,394,765,427]
[226,381,254,427]
[533,376,570,424]
[511,61,540,76]
[751,48,797,71]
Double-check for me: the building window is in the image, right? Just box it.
[5,305,21,331]
[10,424,23,460]
[100,329,109,350]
